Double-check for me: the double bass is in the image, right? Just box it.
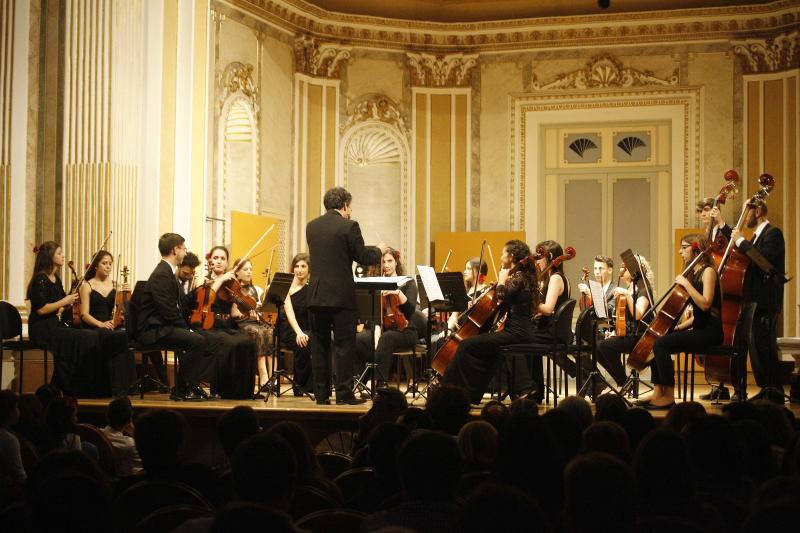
[700,173,775,384]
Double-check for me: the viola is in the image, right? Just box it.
[578,267,592,311]
[111,265,131,329]
[65,261,82,327]
[382,291,409,332]
[627,243,711,372]
[190,262,217,330]
[218,278,259,312]
[614,267,627,337]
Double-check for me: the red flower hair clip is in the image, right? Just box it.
[479,274,487,283]
[205,252,212,261]
[33,245,40,254]
[691,241,701,253]
[395,250,401,259]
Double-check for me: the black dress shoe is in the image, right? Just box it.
[336,396,367,405]
[316,398,331,405]
[731,391,747,402]
[700,385,730,401]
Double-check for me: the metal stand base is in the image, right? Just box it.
[353,362,379,399]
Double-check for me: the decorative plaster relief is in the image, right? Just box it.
[294,35,352,78]
[219,61,259,112]
[732,30,800,73]
[341,94,408,139]
[406,52,479,87]
[531,55,679,91]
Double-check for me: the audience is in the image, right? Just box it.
[425,384,471,435]
[457,420,497,473]
[556,395,592,432]
[0,390,26,502]
[100,397,142,476]
[12,393,49,454]
[479,399,508,430]
[580,420,631,463]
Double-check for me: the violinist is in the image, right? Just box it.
[639,234,723,410]
[446,258,489,332]
[355,248,418,388]
[279,253,312,396]
[697,197,731,244]
[199,246,257,399]
[595,255,654,395]
[79,251,136,396]
[531,240,572,399]
[577,255,617,318]
[730,198,786,403]
[441,240,538,405]
[232,258,274,393]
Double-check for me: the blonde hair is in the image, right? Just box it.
[635,254,655,288]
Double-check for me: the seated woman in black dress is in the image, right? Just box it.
[355,248,418,388]
[232,258,274,393]
[79,251,136,397]
[280,253,313,396]
[26,242,105,397]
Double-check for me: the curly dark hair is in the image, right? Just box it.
[504,240,531,265]
[84,251,113,282]
[323,187,352,210]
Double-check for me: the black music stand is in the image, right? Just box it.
[263,273,313,401]
[576,281,622,402]
[352,278,403,398]
[412,271,468,403]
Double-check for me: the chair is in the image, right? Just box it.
[502,299,577,406]
[290,484,342,520]
[0,301,50,393]
[392,343,426,396]
[314,431,357,455]
[333,467,375,509]
[295,509,367,533]
[113,479,212,531]
[316,451,353,480]
[682,302,757,403]
[135,504,212,533]
[75,422,118,478]
[122,297,181,399]
[13,431,40,472]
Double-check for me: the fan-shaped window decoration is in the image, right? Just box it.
[613,131,651,162]
[564,132,601,164]
[347,130,401,167]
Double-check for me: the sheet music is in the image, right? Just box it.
[416,265,445,302]
[588,280,609,319]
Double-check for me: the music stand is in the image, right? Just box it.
[262,273,312,401]
[412,269,468,403]
[576,280,622,402]
[352,278,405,398]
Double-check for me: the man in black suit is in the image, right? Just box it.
[697,197,732,244]
[306,187,387,405]
[577,255,618,316]
[132,233,211,401]
[731,199,786,404]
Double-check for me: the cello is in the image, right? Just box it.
[578,267,592,311]
[700,173,775,384]
[111,264,131,329]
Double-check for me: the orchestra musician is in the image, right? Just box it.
[79,251,136,397]
[697,196,732,244]
[447,258,489,331]
[441,240,538,405]
[577,255,617,318]
[530,240,572,400]
[638,234,723,410]
[200,246,258,399]
[232,257,274,394]
[132,233,210,401]
[594,255,654,396]
[279,253,313,396]
[730,198,786,404]
[355,248,418,388]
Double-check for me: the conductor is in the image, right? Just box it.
[306,187,388,405]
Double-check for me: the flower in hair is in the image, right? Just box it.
[33,245,40,254]
[205,252,212,261]
[395,250,401,259]
[479,274,487,283]
[691,241,701,253]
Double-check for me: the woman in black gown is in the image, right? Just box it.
[26,242,103,396]
[280,253,313,396]
[232,258,274,393]
[79,251,136,397]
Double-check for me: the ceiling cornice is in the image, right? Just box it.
[222,0,800,52]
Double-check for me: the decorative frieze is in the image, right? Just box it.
[732,31,800,73]
[219,62,259,111]
[342,94,408,138]
[407,52,478,87]
[531,55,679,91]
[293,36,351,78]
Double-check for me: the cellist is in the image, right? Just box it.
[638,234,723,410]
[441,240,538,405]
[446,258,490,331]
[355,247,418,387]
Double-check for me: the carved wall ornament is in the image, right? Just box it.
[294,35,352,78]
[531,55,679,91]
[407,52,479,87]
[219,62,258,112]
[342,94,408,138]
[732,31,800,73]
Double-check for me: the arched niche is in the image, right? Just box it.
[339,95,411,264]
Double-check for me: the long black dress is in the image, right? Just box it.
[82,283,136,397]
[279,284,312,394]
[28,273,104,397]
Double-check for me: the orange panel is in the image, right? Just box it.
[430,94,452,239]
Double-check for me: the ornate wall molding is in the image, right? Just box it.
[229,0,799,52]
[341,94,408,138]
[531,55,679,91]
[407,52,478,87]
[293,35,351,78]
[219,61,259,111]
[732,30,800,73]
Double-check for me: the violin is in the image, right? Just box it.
[65,261,82,327]
[579,266,592,311]
[382,291,409,332]
[614,266,627,337]
[190,261,217,330]
[111,265,131,329]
